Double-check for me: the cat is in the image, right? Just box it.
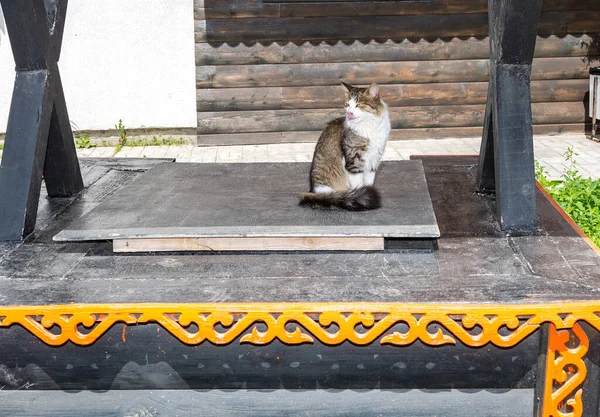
[299,82,391,211]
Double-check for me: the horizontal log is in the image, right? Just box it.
[197,102,586,134]
[280,0,600,18]
[196,14,490,43]
[194,0,600,19]
[196,57,593,88]
[196,124,587,146]
[194,12,600,43]
[196,79,589,111]
[196,35,599,66]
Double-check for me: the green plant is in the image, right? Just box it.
[0,143,4,151]
[113,119,127,155]
[535,148,600,248]
[151,136,187,146]
[75,135,95,149]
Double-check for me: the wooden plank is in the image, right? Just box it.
[197,102,585,134]
[196,79,588,111]
[194,0,600,19]
[0,389,534,417]
[195,35,599,66]
[194,12,599,43]
[113,236,385,253]
[196,57,593,88]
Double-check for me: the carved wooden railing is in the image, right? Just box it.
[0,302,596,416]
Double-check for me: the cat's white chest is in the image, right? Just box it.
[346,109,391,172]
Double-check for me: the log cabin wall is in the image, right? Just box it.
[194,0,600,145]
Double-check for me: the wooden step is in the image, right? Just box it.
[54,161,440,249]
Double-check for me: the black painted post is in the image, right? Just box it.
[0,0,83,241]
[476,0,542,231]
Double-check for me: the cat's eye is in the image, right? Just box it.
[344,101,349,106]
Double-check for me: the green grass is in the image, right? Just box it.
[72,119,189,155]
[0,143,3,151]
[123,136,188,147]
[535,148,600,248]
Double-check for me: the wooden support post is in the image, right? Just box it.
[0,0,84,240]
[476,0,542,231]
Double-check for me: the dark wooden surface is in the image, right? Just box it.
[195,0,600,145]
[53,161,440,241]
[0,157,598,304]
[0,157,597,414]
[1,389,534,417]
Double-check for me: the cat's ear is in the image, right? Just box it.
[341,81,353,92]
[366,83,380,99]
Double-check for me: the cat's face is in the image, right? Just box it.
[342,82,384,122]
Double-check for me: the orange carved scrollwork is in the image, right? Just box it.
[0,302,596,417]
[543,323,589,417]
[0,303,599,350]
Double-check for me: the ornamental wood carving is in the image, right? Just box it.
[543,323,588,417]
[0,302,598,348]
[0,302,596,417]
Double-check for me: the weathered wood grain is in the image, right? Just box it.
[193,1,599,140]
[195,0,600,19]
[196,79,588,111]
[195,12,600,43]
[279,0,600,18]
[195,35,599,66]
[196,14,490,43]
[196,57,593,88]
[197,102,585,134]
[196,124,586,146]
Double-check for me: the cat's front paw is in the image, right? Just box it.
[346,165,364,173]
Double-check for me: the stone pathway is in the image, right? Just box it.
[1,134,599,179]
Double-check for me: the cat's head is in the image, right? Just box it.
[341,82,385,122]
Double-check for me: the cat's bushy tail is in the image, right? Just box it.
[299,186,381,211]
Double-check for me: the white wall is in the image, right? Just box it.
[0,0,197,133]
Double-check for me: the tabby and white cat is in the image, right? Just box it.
[300,82,391,211]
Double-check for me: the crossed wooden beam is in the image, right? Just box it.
[0,0,83,240]
[0,0,542,240]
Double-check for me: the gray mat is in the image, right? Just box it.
[54,161,439,241]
